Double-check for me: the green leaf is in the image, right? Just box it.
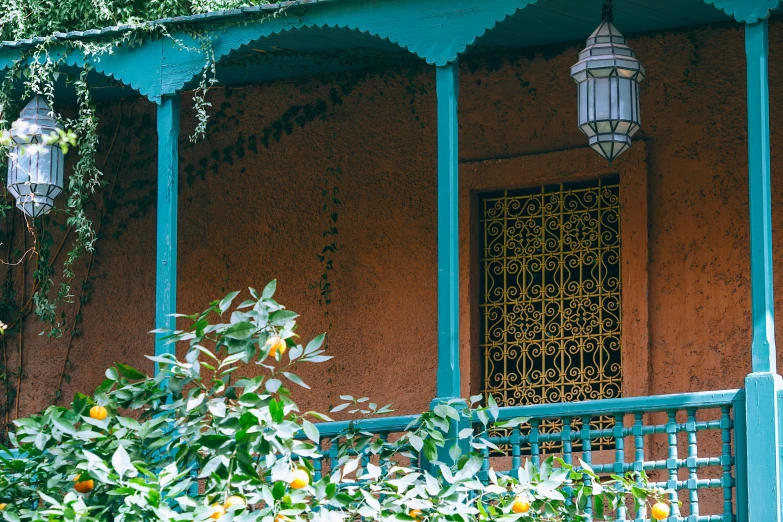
[495,416,529,428]
[116,417,142,431]
[423,438,438,461]
[51,416,76,436]
[487,393,499,419]
[458,427,474,440]
[306,411,334,422]
[272,480,286,500]
[269,310,299,326]
[448,442,462,463]
[594,495,604,518]
[305,333,326,353]
[262,280,277,299]
[302,420,320,444]
[115,363,146,380]
[219,291,240,313]
[225,321,257,340]
[282,372,310,389]
[112,445,135,478]
[200,434,231,449]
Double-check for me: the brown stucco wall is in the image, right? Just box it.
[3,19,783,423]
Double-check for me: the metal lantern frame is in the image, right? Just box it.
[570,1,645,162]
[6,96,65,218]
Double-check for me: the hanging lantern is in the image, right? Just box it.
[6,96,64,218]
[570,0,645,162]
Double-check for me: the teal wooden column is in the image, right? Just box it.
[744,20,782,522]
[430,60,470,469]
[155,95,180,375]
[435,60,461,400]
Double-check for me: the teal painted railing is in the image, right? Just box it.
[0,389,747,521]
[314,389,744,522]
[313,414,422,481]
[480,390,743,522]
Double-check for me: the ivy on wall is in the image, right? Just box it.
[0,0,432,441]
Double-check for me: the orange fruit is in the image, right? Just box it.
[267,336,287,357]
[511,496,530,514]
[73,477,94,494]
[0,503,6,510]
[651,502,670,521]
[275,515,290,522]
[210,504,226,520]
[289,468,310,489]
[89,405,108,421]
[224,496,246,510]
[409,509,422,519]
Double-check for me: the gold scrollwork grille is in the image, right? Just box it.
[479,176,621,452]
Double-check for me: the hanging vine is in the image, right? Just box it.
[0,3,284,432]
[0,0,420,436]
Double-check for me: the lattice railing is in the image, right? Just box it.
[2,391,745,522]
[479,390,745,522]
[312,390,745,522]
[313,414,422,480]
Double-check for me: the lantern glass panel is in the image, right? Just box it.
[6,97,65,217]
[570,18,644,162]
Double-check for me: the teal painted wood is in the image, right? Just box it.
[733,391,748,522]
[479,391,739,520]
[703,0,780,23]
[155,95,180,375]
[580,415,593,519]
[436,60,460,400]
[633,412,646,522]
[0,0,774,102]
[721,405,736,521]
[744,22,782,522]
[0,0,533,101]
[160,0,533,96]
[746,21,777,375]
[314,413,420,436]
[779,389,783,521]
[492,389,741,420]
[743,372,782,521]
[666,410,682,520]
[66,42,163,101]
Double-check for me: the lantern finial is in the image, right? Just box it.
[570,5,645,162]
[602,0,612,22]
[6,96,64,218]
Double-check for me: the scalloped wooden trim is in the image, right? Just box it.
[0,0,764,101]
[702,0,780,23]
[157,0,535,96]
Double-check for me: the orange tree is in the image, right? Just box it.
[0,282,674,521]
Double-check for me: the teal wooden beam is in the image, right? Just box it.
[746,20,776,375]
[436,60,460,400]
[155,95,180,375]
[743,20,783,522]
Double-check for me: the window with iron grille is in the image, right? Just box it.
[479,176,621,452]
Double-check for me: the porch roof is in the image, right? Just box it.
[0,0,765,103]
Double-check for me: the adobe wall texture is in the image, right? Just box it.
[3,19,782,422]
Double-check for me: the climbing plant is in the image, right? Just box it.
[0,285,674,522]
[0,0,299,434]
[0,0,428,443]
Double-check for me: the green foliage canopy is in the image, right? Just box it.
[0,0,274,42]
[0,283,671,521]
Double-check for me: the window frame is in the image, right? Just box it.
[459,144,650,402]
